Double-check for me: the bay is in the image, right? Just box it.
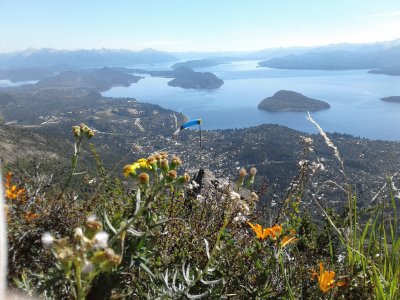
[103,61,400,141]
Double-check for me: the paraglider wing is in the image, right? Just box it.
[173,119,202,136]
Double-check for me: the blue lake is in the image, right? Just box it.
[103,61,400,141]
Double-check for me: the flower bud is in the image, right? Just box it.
[147,156,158,170]
[104,248,116,260]
[159,151,168,159]
[138,172,150,185]
[72,126,81,138]
[246,168,257,187]
[170,155,182,170]
[104,248,122,265]
[74,227,85,240]
[57,248,74,262]
[166,170,177,182]
[160,158,169,172]
[178,173,190,184]
[86,216,103,237]
[237,168,247,187]
[249,192,259,202]
[86,129,95,139]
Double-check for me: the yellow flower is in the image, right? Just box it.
[123,164,138,177]
[123,158,152,177]
[137,158,152,169]
[312,263,337,293]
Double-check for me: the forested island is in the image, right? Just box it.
[258,90,330,112]
[128,66,224,89]
[167,66,223,89]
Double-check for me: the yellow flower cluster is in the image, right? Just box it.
[246,222,298,248]
[123,152,189,185]
[123,158,153,177]
[72,123,95,139]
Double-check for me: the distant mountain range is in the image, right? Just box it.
[169,38,400,61]
[258,45,400,74]
[1,38,400,74]
[0,48,177,69]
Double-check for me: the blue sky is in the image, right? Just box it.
[1,0,400,52]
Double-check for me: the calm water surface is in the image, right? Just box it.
[103,61,400,141]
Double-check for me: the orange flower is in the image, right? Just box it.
[280,235,298,248]
[4,172,27,201]
[247,222,284,241]
[270,224,283,239]
[5,172,12,188]
[247,222,270,240]
[25,212,39,222]
[311,263,345,293]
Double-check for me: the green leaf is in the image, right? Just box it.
[139,262,155,278]
[186,291,209,299]
[127,227,145,237]
[103,212,117,234]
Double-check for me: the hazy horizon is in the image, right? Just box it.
[1,0,400,53]
[0,36,399,56]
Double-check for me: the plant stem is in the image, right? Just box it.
[74,260,84,300]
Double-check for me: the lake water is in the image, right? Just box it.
[102,61,400,141]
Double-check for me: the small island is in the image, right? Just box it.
[125,66,224,90]
[167,66,224,89]
[258,90,330,112]
[380,96,400,103]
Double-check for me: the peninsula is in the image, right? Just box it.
[171,59,222,69]
[258,90,330,112]
[380,96,400,103]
